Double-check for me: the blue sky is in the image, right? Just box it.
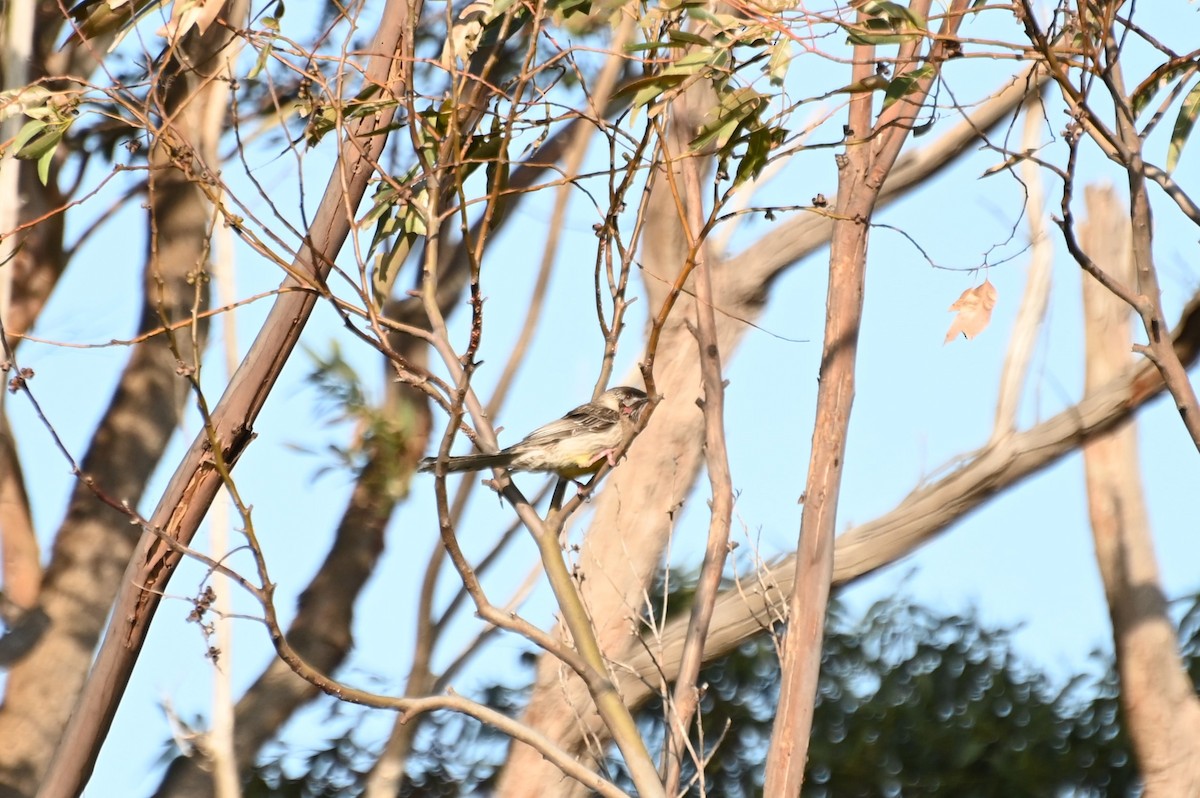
[4,2,1199,794]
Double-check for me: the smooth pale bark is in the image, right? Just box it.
[764,96,870,796]
[0,11,243,784]
[494,74,719,797]
[0,411,38,622]
[764,3,971,787]
[1079,186,1200,795]
[0,6,71,642]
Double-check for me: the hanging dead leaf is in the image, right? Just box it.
[944,279,998,344]
[157,0,224,43]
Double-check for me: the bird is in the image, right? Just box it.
[419,386,649,479]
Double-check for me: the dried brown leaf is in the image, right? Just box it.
[157,0,224,43]
[944,278,998,344]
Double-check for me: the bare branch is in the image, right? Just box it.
[765,3,971,790]
[992,95,1054,441]
[661,89,735,795]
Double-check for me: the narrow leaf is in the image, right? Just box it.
[856,0,927,29]
[1167,79,1200,172]
[767,39,792,87]
[10,119,48,155]
[1131,56,1200,119]
[667,30,710,46]
[883,64,935,110]
[37,145,57,185]
[732,126,782,188]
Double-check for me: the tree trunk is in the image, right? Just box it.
[494,74,718,798]
[1079,185,1200,796]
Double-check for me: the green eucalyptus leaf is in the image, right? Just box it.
[691,87,766,152]
[767,39,792,86]
[1132,59,1200,120]
[668,30,711,46]
[36,146,55,185]
[10,119,48,155]
[1167,79,1200,172]
[732,126,782,188]
[882,64,935,110]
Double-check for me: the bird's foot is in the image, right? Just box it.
[586,448,620,468]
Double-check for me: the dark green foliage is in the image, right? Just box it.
[248,685,525,798]
[246,730,371,798]
[801,600,1136,797]
[618,597,1142,798]
[247,592,1200,796]
[395,685,525,797]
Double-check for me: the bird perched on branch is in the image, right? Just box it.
[419,386,649,479]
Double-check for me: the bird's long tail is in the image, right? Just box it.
[418,450,514,473]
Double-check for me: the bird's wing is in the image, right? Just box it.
[519,403,620,444]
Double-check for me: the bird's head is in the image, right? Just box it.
[602,386,649,418]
